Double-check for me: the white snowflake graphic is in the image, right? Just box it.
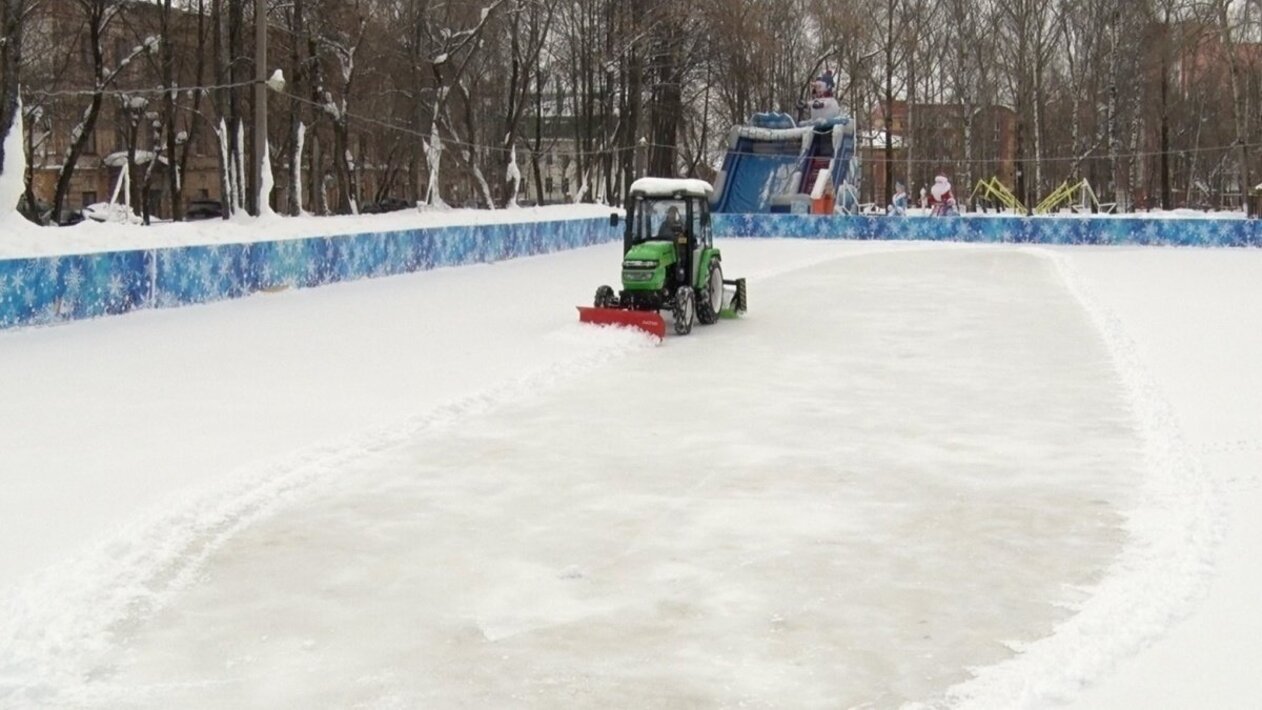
[216,253,236,281]
[64,264,84,296]
[107,274,126,302]
[196,258,216,293]
[42,257,61,282]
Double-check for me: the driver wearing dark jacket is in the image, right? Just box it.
[657,206,683,239]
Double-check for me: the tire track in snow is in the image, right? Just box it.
[914,247,1226,709]
[0,326,656,708]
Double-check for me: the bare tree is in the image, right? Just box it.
[48,1,157,224]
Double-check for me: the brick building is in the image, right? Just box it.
[866,100,1018,207]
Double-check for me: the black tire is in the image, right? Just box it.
[697,260,723,325]
[594,285,616,308]
[672,285,695,335]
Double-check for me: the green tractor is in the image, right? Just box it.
[578,178,747,339]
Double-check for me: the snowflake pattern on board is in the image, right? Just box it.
[0,251,151,328]
[1,218,614,329]
[6,213,1259,331]
[713,213,1262,248]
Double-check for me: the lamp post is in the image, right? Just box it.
[252,0,286,216]
[253,0,267,215]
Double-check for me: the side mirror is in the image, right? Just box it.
[609,212,620,228]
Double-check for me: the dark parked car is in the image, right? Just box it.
[184,199,224,221]
[58,210,85,226]
[360,197,412,214]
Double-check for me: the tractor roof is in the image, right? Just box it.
[628,178,714,199]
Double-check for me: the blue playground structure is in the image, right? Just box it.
[711,95,861,215]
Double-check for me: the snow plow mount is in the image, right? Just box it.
[721,278,747,318]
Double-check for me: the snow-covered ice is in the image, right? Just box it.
[1,239,1260,708]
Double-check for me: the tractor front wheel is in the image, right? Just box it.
[697,260,723,325]
[672,285,695,335]
[594,285,616,308]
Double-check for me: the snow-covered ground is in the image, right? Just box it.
[0,239,1258,708]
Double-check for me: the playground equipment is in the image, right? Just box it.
[969,177,1025,214]
[1034,179,1111,214]
[710,82,861,215]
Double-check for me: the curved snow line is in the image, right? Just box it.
[0,327,655,707]
[921,247,1226,709]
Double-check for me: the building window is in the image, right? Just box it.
[546,152,554,166]
[561,178,570,195]
[545,176,554,193]
[81,191,97,207]
[118,116,136,154]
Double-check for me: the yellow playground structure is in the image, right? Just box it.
[967,177,1113,215]
[1034,179,1110,214]
[969,177,1025,213]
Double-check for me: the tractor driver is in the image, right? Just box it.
[656,205,684,239]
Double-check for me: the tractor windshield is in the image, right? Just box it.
[633,198,689,243]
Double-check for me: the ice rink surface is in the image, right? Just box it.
[2,240,1259,708]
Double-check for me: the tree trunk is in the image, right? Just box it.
[0,0,24,181]
[52,2,109,224]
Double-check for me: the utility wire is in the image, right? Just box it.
[21,82,1262,166]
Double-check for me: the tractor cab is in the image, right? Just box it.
[614,178,714,254]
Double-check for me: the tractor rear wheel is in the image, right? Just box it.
[594,285,616,308]
[697,260,722,325]
[673,285,695,335]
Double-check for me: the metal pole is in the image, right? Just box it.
[253,0,267,215]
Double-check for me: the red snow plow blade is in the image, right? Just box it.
[577,306,666,340]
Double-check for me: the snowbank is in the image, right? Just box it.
[0,204,617,259]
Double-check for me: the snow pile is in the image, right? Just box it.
[506,145,521,208]
[81,202,146,224]
[259,140,276,219]
[102,151,166,168]
[628,177,712,197]
[0,203,619,259]
[0,99,26,216]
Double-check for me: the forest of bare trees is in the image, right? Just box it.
[3,0,1262,222]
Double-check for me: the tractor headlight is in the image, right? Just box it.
[622,259,657,269]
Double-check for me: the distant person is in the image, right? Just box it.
[929,175,958,216]
[889,181,909,216]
